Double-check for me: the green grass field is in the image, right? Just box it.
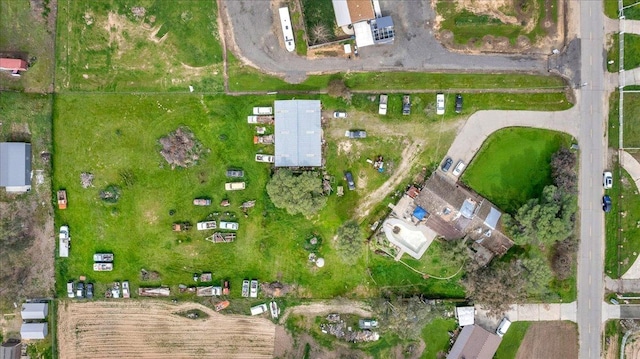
[0,0,55,92]
[607,33,640,72]
[301,0,340,43]
[55,0,223,92]
[421,318,457,358]
[605,0,640,19]
[462,128,573,213]
[494,321,531,359]
[52,93,469,300]
[605,166,640,278]
[622,93,640,147]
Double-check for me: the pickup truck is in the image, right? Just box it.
[93,253,114,262]
[255,154,275,163]
[93,263,113,271]
[250,279,258,298]
[197,221,217,230]
[220,221,239,230]
[225,182,246,191]
[378,94,388,115]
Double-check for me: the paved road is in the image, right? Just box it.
[576,0,607,358]
[220,0,547,82]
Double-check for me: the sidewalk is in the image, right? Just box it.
[474,303,577,330]
[623,19,640,35]
[445,108,579,168]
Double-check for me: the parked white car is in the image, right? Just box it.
[496,317,511,337]
[436,93,445,115]
[452,160,466,176]
[225,182,246,191]
[603,171,613,189]
[219,221,239,231]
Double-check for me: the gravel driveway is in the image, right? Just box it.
[221,0,547,83]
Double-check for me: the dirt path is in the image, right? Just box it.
[280,301,372,323]
[58,300,276,359]
[356,141,424,219]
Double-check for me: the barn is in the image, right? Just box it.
[274,100,322,168]
[20,323,47,340]
[0,142,32,192]
[21,303,48,320]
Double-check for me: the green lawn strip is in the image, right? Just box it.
[462,128,573,213]
[606,0,640,19]
[604,320,623,357]
[609,91,620,149]
[0,0,55,92]
[607,33,620,72]
[494,321,532,359]
[605,161,623,277]
[421,318,457,359]
[55,0,223,92]
[623,34,640,70]
[622,93,640,147]
[608,167,640,277]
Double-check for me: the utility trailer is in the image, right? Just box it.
[93,253,114,262]
[93,263,113,271]
[57,190,67,209]
[378,95,388,115]
[205,232,236,243]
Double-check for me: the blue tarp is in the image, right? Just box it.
[413,206,427,220]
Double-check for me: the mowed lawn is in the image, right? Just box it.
[462,128,573,213]
[56,0,223,92]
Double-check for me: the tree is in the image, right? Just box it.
[372,296,443,340]
[520,257,553,295]
[335,221,363,261]
[310,24,330,45]
[551,147,577,194]
[462,259,526,317]
[266,170,327,216]
[506,185,576,246]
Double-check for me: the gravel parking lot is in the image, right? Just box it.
[221,0,547,83]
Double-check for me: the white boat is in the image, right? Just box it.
[270,301,279,319]
[279,7,295,52]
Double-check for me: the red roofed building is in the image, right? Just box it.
[0,58,28,72]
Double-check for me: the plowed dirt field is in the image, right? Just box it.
[58,300,275,358]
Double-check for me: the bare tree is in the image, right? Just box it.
[310,24,330,45]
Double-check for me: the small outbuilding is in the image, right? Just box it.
[21,303,48,320]
[455,306,475,327]
[0,142,32,192]
[0,339,21,359]
[20,323,47,340]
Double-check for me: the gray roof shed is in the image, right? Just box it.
[21,303,48,320]
[20,323,47,340]
[0,340,21,359]
[274,100,322,167]
[446,325,501,359]
[0,142,31,192]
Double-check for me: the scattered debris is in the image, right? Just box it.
[138,287,171,297]
[131,6,146,17]
[172,222,192,231]
[80,172,94,188]
[99,184,121,203]
[140,269,161,281]
[205,232,236,243]
[320,314,380,342]
[260,281,292,297]
[159,127,205,169]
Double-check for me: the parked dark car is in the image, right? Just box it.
[455,94,463,113]
[345,171,356,190]
[441,157,453,172]
[86,283,94,299]
[226,169,244,178]
[76,282,85,299]
[603,195,612,213]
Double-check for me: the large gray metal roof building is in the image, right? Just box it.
[274,100,322,167]
[0,142,31,192]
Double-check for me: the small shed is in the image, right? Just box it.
[455,306,475,327]
[20,323,47,340]
[0,142,32,192]
[0,340,21,359]
[21,303,48,320]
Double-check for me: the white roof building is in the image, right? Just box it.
[21,303,48,320]
[274,100,322,167]
[20,323,47,340]
[455,306,475,327]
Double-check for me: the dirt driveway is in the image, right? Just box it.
[57,300,276,359]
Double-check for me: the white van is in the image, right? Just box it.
[250,303,268,316]
[225,182,246,191]
[67,281,75,298]
[452,161,466,176]
[496,317,511,337]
